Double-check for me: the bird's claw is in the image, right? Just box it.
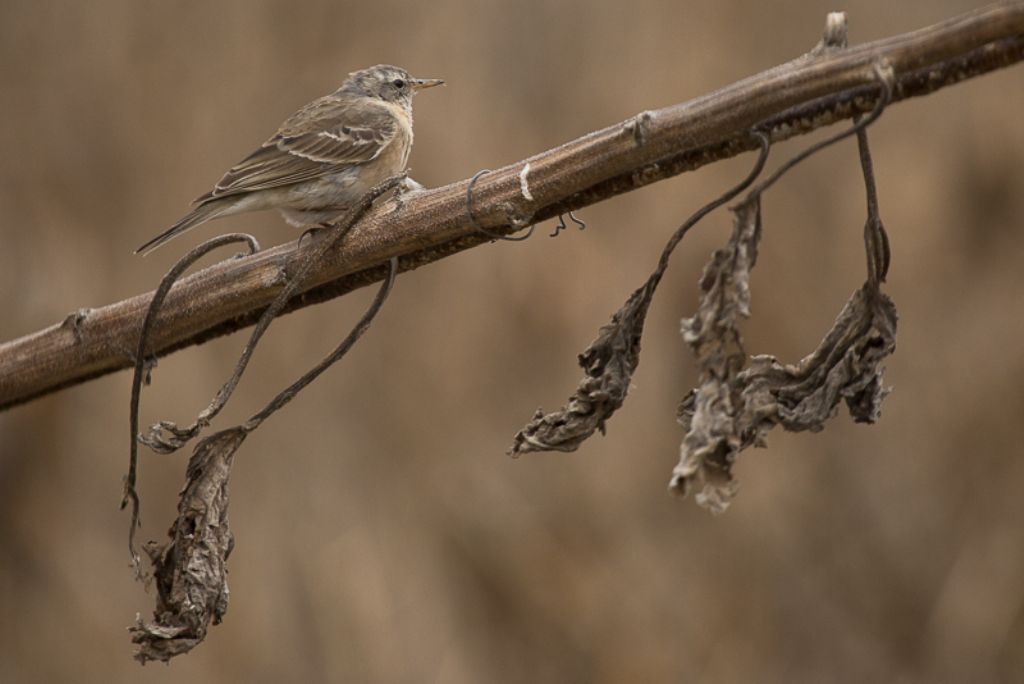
[389,177,425,214]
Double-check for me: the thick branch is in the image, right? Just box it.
[2,3,1023,410]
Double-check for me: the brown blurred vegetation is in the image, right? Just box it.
[2,1,1023,682]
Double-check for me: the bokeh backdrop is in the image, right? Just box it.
[2,1,1023,681]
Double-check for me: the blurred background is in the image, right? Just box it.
[1,1,1023,681]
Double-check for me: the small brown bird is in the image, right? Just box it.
[136,64,443,255]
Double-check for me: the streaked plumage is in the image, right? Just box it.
[136,65,443,255]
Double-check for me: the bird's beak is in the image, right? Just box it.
[411,78,445,91]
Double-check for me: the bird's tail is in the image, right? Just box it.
[134,198,236,255]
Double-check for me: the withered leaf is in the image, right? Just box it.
[509,276,658,456]
[130,428,243,664]
[672,197,897,513]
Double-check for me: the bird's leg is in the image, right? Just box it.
[401,177,425,193]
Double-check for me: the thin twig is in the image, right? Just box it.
[654,132,771,278]
[856,101,891,285]
[244,256,398,430]
[124,234,260,567]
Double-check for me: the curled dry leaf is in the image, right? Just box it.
[139,420,205,454]
[509,276,657,456]
[130,428,244,664]
[672,197,897,513]
[671,196,761,512]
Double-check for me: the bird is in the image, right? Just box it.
[135,64,444,255]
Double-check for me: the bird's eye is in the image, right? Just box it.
[392,79,405,89]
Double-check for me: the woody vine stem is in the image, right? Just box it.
[0,4,1022,410]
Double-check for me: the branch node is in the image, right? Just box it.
[503,203,534,230]
[61,308,92,344]
[819,11,849,51]
[625,111,654,146]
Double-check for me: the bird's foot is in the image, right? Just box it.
[389,176,425,214]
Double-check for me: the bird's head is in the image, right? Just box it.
[341,64,444,108]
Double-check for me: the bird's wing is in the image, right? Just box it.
[195,96,398,202]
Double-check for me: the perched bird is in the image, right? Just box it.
[135,64,443,255]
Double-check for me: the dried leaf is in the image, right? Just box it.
[671,197,761,512]
[672,197,897,512]
[130,428,243,664]
[737,284,896,436]
[509,277,657,455]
